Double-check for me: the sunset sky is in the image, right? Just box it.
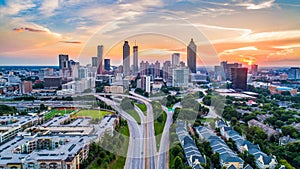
[0,0,300,67]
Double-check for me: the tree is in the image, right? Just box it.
[203,95,212,106]
[282,126,299,138]
[211,153,221,169]
[40,104,46,111]
[120,98,134,110]
[173,156,184,169]
[275,120,284,128]
[231,117,238,126]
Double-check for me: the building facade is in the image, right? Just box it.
[231,67,248,91]
[123,41,130,76]
[187,39,196,73]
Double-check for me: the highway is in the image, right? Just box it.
[1,92,159,169]
[157,102,181,169]
[96,93,157,169]
[95,95,145,169]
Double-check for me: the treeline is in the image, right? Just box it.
[0,105,17,115]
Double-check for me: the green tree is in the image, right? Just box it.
[282,126,299,138]
[173,156,184,169]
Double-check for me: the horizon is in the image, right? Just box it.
[1,0,300,66]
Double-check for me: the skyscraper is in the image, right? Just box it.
[288,67,300,80]
[123,41,130,76]
[250,64,258,75]
[59,54,69,70]
[140,61,149,76]
[231,67,248,91]
[104,59,110,71]
[172,67,189,87]
[97,45,103,74]
[172,53,180,67]
[187,38,196,73]
[92,57,97,67]
[162,61,172,85]
[141,75,151,93]
[133,45,138,74]
[154,61,160,78]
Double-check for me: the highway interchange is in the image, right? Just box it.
[0,90,215,169]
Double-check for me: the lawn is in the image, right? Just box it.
[154,111,167,151]
[201,118,215,128]
[45,109,74,120]
[126,109,141,125]
[135,103,147,115]
[74,109,112,119]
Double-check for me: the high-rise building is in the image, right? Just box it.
[78,67,88,80]
[154,61,160,78]
[162,61,172,83]
[179,61,186,67]
[187,38,197,73]
[231,67,248,91]
[220,61,242,80]
[133,45,138,74]
[172,67,189,87]
[97,45,103,74]
[141,75,151,93]
[214,66,221,81]
[59,54,69,70]
[140,61,149,76]
[70,61,79,80]
[172,53,180,67]
[288,67,300,80]
[104,59,110,71]
[19,81,32,94]
[250,64,258,75]
[123,41,130,76]
[92,57,97,67]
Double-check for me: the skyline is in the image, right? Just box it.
[0,0,300,66]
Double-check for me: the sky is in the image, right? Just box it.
[0,0,300,67]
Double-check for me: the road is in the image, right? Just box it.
[96,93,157,169]
[196,98,221,119]
[95,95,145,169]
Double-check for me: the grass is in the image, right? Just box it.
[135,103,147,115]
[74,109,112,119]
[127,109,141,125]
[154,111,167,151]
[201,118,215,128]
[45,109,74,120]
[89,156,126,169]
[88,122,129,169]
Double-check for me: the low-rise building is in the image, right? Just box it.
[0,135,95,169]
[248,119,280,140]
[219,121,277,169]
[104,86,124,93]
[196,126,244,169]
[0,116,40,144]
[176,121,205,169]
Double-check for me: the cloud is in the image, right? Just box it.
[39,0,59,16]
[59,41,82,44]
[0,0,35,16]
[235,0,276,10]
[12,27,47,33]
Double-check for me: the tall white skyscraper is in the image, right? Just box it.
[172,53,180,67]
[97,45,103,74]
[133,45,138,74]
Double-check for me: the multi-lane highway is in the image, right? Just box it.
[95,93,157,169]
